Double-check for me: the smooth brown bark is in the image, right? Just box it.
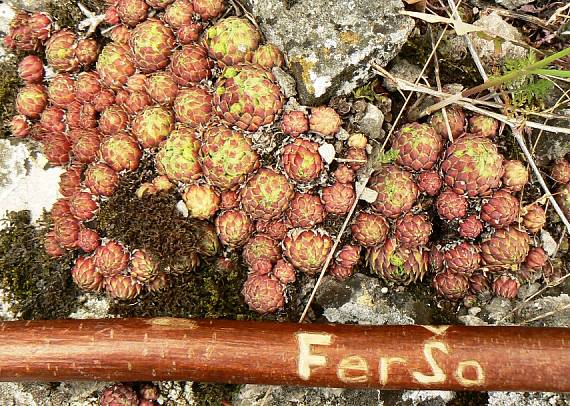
[0,318,569,391]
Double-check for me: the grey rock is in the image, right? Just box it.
[438,32,469,62]
[493,0,536,10]
[440,11,527,69]
[314,276,353,308]
[541,229,558,257]
[315,272,453,327]
[244,0,414,105]
[318,142,336,164]
[336,127,350,141]
[176,200,189,218]
[0,139,63,222]
[235,384,455,405]
[0,382,46,406]
[0,381,106,406]
[458,314,489,326]
[283,97,304,113]
[488,391,570,406]
[517,282,541,300]
[0,139,27,189]
[383,57,424,92]
[3,0,48,12]
[157,381,194,405]
[41,382,106,406]
[468,306,482,316]
[484,297,514,323]
[272,67,298,99]
[516,294,570,327]
[320,273,415,325]
[470,12,527,68]
[68,295,110,319]
[400,390,455,405]
[356,182,379,203]
[353,103,384,139]
[534,109,570,165]
[235,385,381,406]
[0,4,16,36]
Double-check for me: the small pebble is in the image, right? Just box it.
[468,306,481,316]
[176,200,188,217]
[541,230,557,256]
[318,143,336,164]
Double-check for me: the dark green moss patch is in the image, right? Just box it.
[94,157,204,265]
[46,0,107,29]
[94,157,258,319]
[0,56,23,140]
[109,255,259,320]
[0,211,80,319]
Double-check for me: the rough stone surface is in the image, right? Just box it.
[272,67,298,99]
[0,140,63,224]
[353,103,384,139]
[482,297,514,324]
[534,109,570,165]
[541,230,559,257]
[470,12,528,67]
[318,274,415,325]
[458,314,489,326]
[235,385,379,406]
[244,0,414,105]
[4,1,49,12]
[0,381,106,406]
[0,4,16,37]
[383,57,424,92]
[517,294,570,327]
[493,0,536,10]
[440,11,527,69]
[463,292,570,328]
[157,381,195,405]
[488,391,570,406]
[517,282,541,300]
[401,390,455,404]
[69,295,111,319]
[235,384,456,406]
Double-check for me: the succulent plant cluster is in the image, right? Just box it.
[361,110,552,304]
[6,1,289,304]
[5,1,554,314]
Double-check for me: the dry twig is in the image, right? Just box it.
[429,26,454,142]
[375,77,570,135]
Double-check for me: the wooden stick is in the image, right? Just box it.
[1,318,570,392]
